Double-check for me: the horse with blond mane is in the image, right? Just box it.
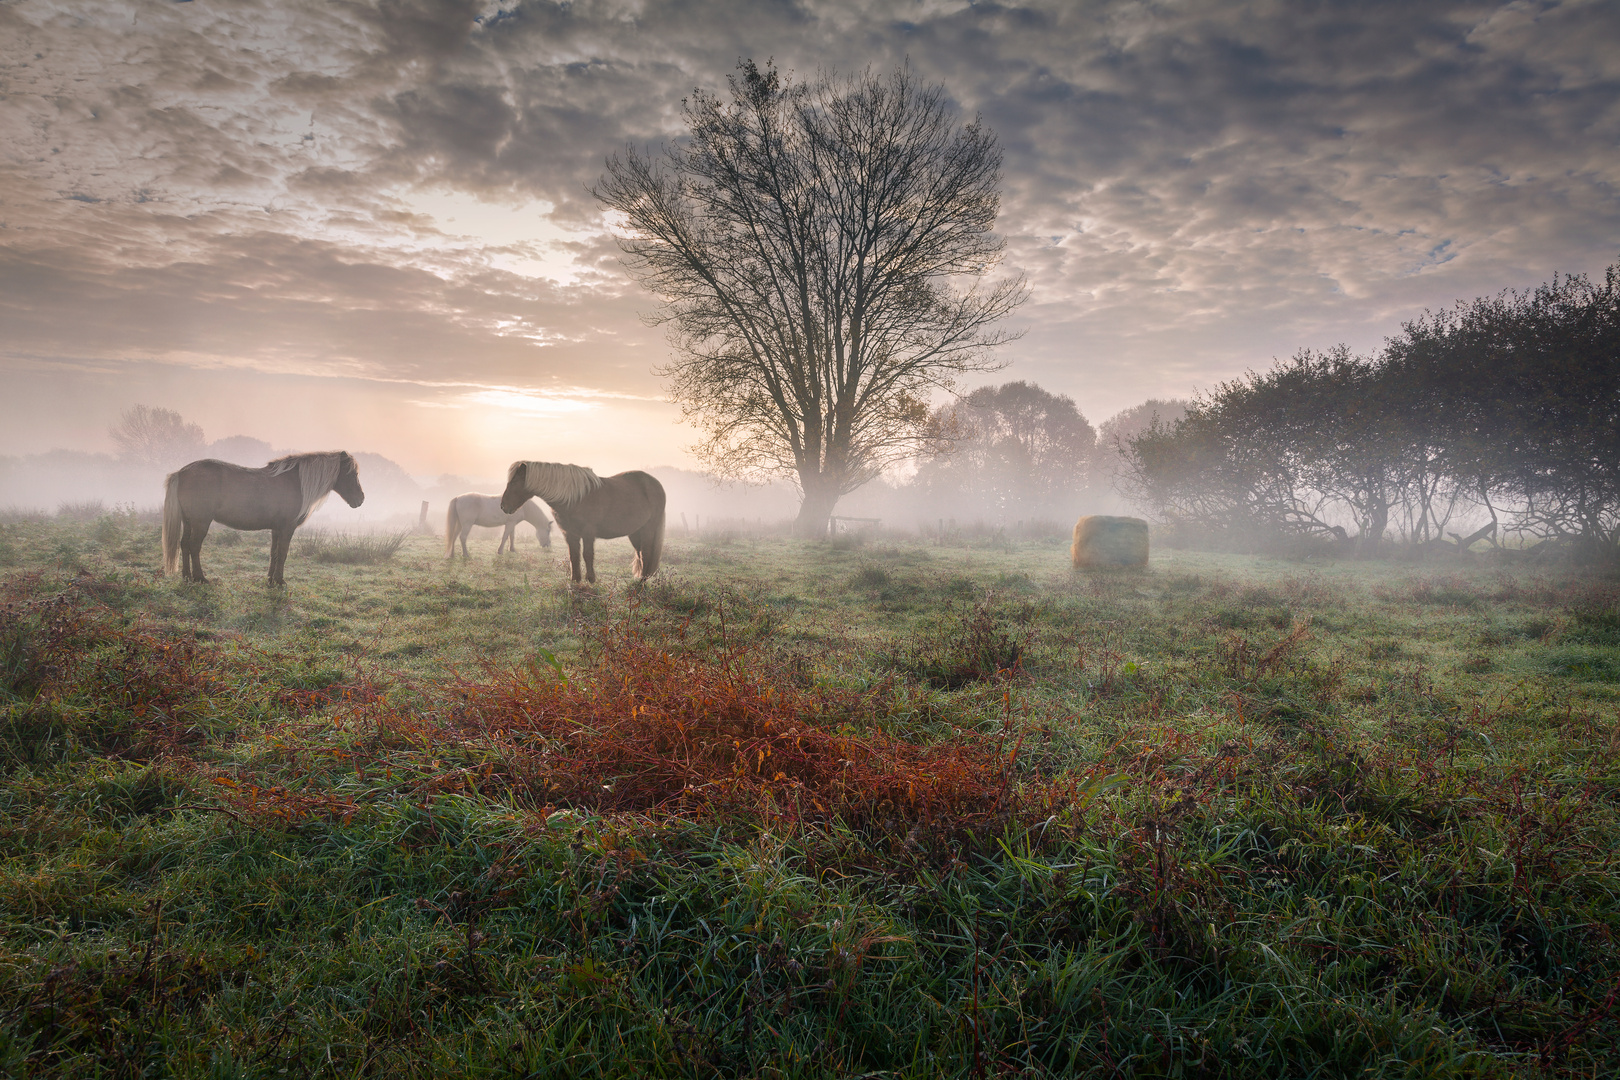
[499,461,664,583]
[445,493,553,557]
[162,451,365,586]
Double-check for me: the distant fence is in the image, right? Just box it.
[828,515,881,536]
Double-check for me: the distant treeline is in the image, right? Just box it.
[1123,262,1620,559]
[0,443,434,523]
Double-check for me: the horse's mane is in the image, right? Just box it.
[509,460,602,505]
[268,451,352,524]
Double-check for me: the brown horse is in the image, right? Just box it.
[500,461,664,583]
[161,451,365,585]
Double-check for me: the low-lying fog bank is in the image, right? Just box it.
[1,452,1135,540]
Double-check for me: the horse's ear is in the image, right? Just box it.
[506,460,525,483]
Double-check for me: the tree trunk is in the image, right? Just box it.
[795,479,840,538]
[1360,497,1388,558]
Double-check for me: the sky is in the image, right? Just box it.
[2,0,1618,482]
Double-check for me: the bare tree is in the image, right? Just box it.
[595,60,1026,535]
[110,405,205,468]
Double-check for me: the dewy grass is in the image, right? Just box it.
[1,526,1619,1076]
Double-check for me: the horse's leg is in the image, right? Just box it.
[498,524,513,554]
[179,519,196,582]
[459,523,472,558]
[182,517,211,583]
[269,527,292,586]
[565,532,583,583]
[582,535,596,584]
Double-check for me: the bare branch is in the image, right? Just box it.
[595,60,1026,533]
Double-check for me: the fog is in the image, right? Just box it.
[0,424,1148,540]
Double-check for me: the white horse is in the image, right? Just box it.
[445,493,553,557]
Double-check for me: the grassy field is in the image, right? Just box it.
[2,511,1619,1078]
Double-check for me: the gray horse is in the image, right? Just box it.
[161,451,365,585]
[499,460,664,583]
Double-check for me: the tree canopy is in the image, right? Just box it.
[595,60,1025,534]
[1122,263,1620,558]
[109,405,205,469]
[912,381,1096,523]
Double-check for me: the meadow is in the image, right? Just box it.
[1,511,1618,1078]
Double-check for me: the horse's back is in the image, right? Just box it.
[554,470,663,539]
[455,492,538,528]
[610,470,666,508]
[175,459,297,531]
[173,459,248,507]
[604,471,665,521]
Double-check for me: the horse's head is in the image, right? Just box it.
[499,461,531,514]
[333,452,365,508]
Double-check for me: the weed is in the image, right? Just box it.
[436,624,1027,834]
[1568,582,1620,645]
[886,598,1026,689]
[1410,576,1486,609]
[296,529,408,564]
[55,500,106,522]
[850,564,891,590]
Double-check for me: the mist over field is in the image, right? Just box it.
[0,446,1130,537]
[0,388,1155,539]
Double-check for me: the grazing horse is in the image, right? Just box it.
[445,493,553,557]
[161,451,365,586]
[500,461,665,583]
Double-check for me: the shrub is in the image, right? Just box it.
[431,626,1025,831]
[887,599,1025,689]
[296,529,407,565]
[1410,576,1484,609]
[55,500,106,521]
[1568,582,1620,645]
[849,565,890,590]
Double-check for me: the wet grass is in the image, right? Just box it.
[1,516,1619,1076]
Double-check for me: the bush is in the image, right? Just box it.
[436,624,1023,829]
[296,530,407,565]
[849,565,890,590]
[887,599,1026,689]
[55,500,106,521]
[1568,582,1620,645]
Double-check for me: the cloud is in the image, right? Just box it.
[2,0,1617,456]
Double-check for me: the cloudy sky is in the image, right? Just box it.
[2,0,1617,479]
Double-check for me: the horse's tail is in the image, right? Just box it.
[444,500,458,557]
[160,472,183,575]
[633,500,666,580]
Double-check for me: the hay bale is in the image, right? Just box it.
[1071,515,1149,568]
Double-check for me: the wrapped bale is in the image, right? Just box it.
[1071,515,1149,569]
